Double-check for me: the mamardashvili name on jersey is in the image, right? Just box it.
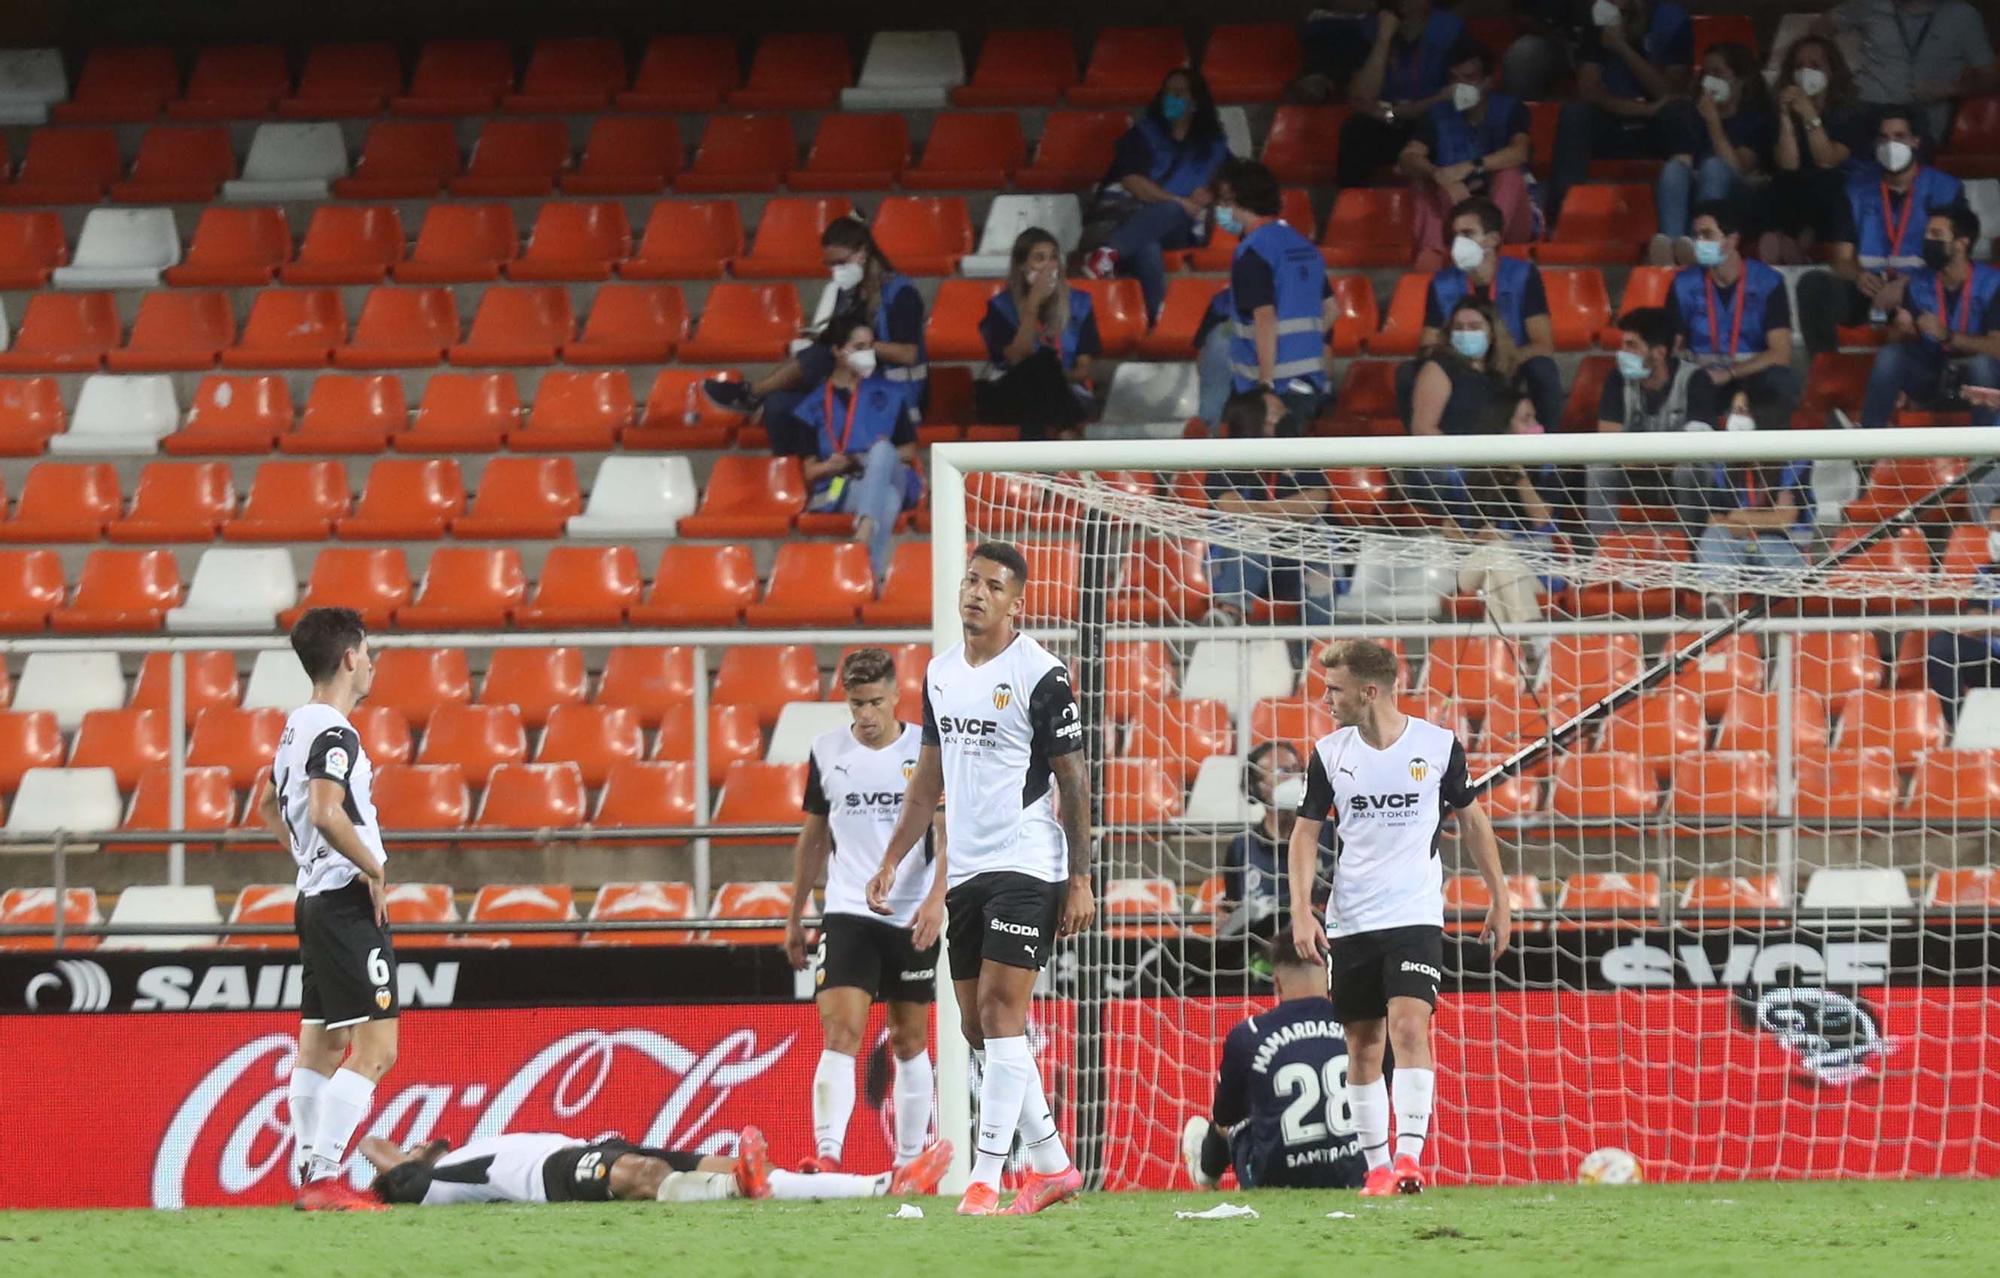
[921,633,1083,886]
[803,722,936,928]
[273,702,385,896]
[1297,717,1473,936]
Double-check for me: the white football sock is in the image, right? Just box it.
[1393,1068,1436,1163]
[1016,1075,1070,1175]
[971,1035,1033,1187]
[288,1068,325,1174]
[306,1067,375,1181]
[769,1170,893,1200]
[656,1170,737,1202]
[1350,1077,1391,1172]
[892,1051,934,1165]
[811,1049,857,1162]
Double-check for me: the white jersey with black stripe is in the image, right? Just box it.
[803,722,935,927]
[418,1134,579,1205]
[272,702,385,896]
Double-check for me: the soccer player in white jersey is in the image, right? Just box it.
[254,607,397,1213]
[783,647,943,1174]
[1288,639,1513,1197]
[865,541,1095,1217]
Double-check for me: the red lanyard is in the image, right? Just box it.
[821,382,860,455]
[1703,272,1747,359]
[1934,274,1974,335]
[1880,182,1917,262]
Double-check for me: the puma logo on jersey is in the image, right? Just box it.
[1336,766,1356,779]
[1350,793,1421,811]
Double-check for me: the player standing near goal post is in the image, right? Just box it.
[256,606,398,1212]
[1289,639,1512,1196]
[866,541,1095,1216]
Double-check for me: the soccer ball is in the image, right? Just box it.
[1575,1147,1644,1185]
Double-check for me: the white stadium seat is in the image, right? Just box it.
[223,123,350,202]
[102,883,223,951]
[242,649,313,712]
[566,456,698,538]
[1180,755,1260,825]
[51,208,182,289]
[842,30,965,109]
[1180,639,1296,714]
[13,652,125,730]
[963,195,1082,277]
[1096,361,1198,436]
[1965,180,1999,263]
[1335,540,1455,621]
[167,549,299,632]
[6,767,123,837]
[0,48,67,124]
[1800,867,1914,912]
[765,702,857,763]
[49,374,180,455]
[1219,106,1253,158]
[1952,688,2000,748]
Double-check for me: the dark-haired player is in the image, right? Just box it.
[1290,639,1512,1197]
[1182,944,1368,1191]
[867,541,1095,1216]
[256,606,396,1212]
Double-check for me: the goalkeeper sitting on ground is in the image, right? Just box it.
[1182,943,1370,1191]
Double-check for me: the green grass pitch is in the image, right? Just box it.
[3,1182,1993,1278]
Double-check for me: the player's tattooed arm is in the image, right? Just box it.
[1051,750,1096,936]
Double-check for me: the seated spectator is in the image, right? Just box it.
[1398,41,1535,268]
[1216,158,1336,432]
[1928,569,2000,724]
[1651,42,1775,266]
[1204,390,1333,627]
[1433,400,1565,632]
[1194,284,1235,430]
[975,228,1102,441]
[1217,742,1334,935]
[1675,440,1812,581]
[1081,67,1230,322]
[1588,306,1705,536]
[1406,297,1522,436]
[1503,0,1587,100]
[1339,0,1469,189]
[1862,205,2000,434]
[1293,1,1383,104]
[1761,36,1870,264]
[1544,0,1694,223]
[774,317,923,580]
[703,217,926,423]
[1797,107,1964,355]
[1407,197,1564,430]
[1817,0,1997,145]
[1665,201,1801,430]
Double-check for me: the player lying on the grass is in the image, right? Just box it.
[1181,943,1369,1191]
[1290,639,1513,1197]
[362,1126,951,1206]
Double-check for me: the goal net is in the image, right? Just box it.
[935,425,2000,1187]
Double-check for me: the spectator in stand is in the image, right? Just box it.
[1796,107,1965,355]
[1194,285,1237,431]
[1397,41,1535,268]
[1217,741,1337,935]
[1407,198,1563,432]
[1502,0,1587,99]
[1339,0,1469,189]
[1665,201,1801,431]
[1446,439,1565,631]
[1862,205,2000,431]
[1543,0,1694,225]
[1928,569,2000,724]
[773,317,923,581]
[1204,389,1333,627]
[1760,35,1872,264]
[1402,297,1525,519]
[1816,0,1998,145]
[1081,67,1231,322]
[703,217,926,426]
[1650,42,1776,267]
[1588,306,1704,537]
[1216,158,1337,433]
[975,229,1102,441]
[1677,445,1812,580]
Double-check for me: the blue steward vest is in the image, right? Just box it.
[1229,220,1329,394]
[1430,256,1536,346]
[1670,261,1784,357]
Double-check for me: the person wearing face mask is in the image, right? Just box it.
[1861,205,2000,436]
[1081,67,1230,322]
[1204,390,1334,627]
[1588,307,1703,538]
[1666,202,1801,432]
[1406,298,1521,438]
[1217,742,1336,933]
[1674,435,1813,581]
[1816,0,1997,144]
[1397,41,1534,269]
[1216,159,1337,434]
[976,228,1103,442]
[1411,197,1564,433]
[1339,0,1470,190]
[1543,0,1694,225]
[776,318,923,581]
[1796,107,1964,356]
[1762,36,1870,264]
[1650,43,1776,267]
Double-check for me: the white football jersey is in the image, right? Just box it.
[272,702,385,896]
[415,1133,579,1205]
[803,722,936,927]
[922,634,1083,886]
[1297,716,1471,936]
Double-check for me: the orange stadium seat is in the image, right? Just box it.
[1713,690,1830,755]
[280,547,412,628]
[355,705,417,765]
[69,707,170,788]
[678,114,795,194]
[1069,25,1186,106]
[859,540,932,626]
[1680,874,1787,922]
[1101,640,1174,724]
[1691,14,1757,63]
[1073,278,1146,358]
[905,113,1024,190]
[451,286,573,366]
[284,375,406,455]
[1941,95,2000,177]
[335,121,461,199]
[953,28,1075,107]
[224,290,346,369]
[0,712,66,791]
[594,762,699,835]
[0,463,121,543]
[712,771,809,847]
[655,703,763,786]
[510,369,634,449]
[1671,750,1774,823]
[381,882,457,949]
[537,704,644,787]
[337,287,459,368]
[367,648,473,725]
[706,879,798,941]
[791,114,908,190]
[595,647,697,728]
[1602,266,1676,344]
[112,126,235,204]
[1100,874,1181,936]
[563,284,685,365]
[1838,689,1947,761]
[1540,184,1655,265]
[714,645,822,727]
[167,208,289,287]
[1262,104,1349,185]
[418,704,528,783]
[1318,187,1415,268]
[1558,353,1616,431]
[1545,634,1641,704]
[1016,110,1129,190]
[623,201,742,280]
[173,44,290,119]
[564,115,681,195]
[400,373,519,453]
[339,458,464,540]
[1943,522,1999,579]
[1109,538,1212,623]
[473,763,587,844]
[1250,697,1336,754]
[108,461,234,545]
[1573,530,1692,616]
[1599,687,1705,775]
[1101,763,1184,828]
[450,119,570,197]
[1845,456,1966,526]
[453,456,580,538]
[516,546,642,628]
[283,42,402,118]
[1204,23,1300,101]
[629,545,759,627]
[394,39,514,115]
[188,706,285,789]
[676,455,806,538]
[1557,872,1662,926]
[1123,698,1233,785]
[1,129,122,205]
[0,551,65,631]
[224,884,298,949]
[1542,269,1612,351]
[479,647,587,727]
[510,202,630,281]
[924,278,1004,361]
[1926,867,2000,912]
[1664,631,1763,716]
[1424,636,1520,704]
[121,766,236,853]
[108,290,235,373]
[0,293,120,372]
[1794,353,1875,425]
[1019,541,1084,622]
[1365,272,1429,357]
[1322,275,1381,358]
[1905,750,2000,822]
[729,32,851,110]
[735,198,852,280]
[282,206,405,287]
[397,203,518,283]
[678,283,800,363]
[1793,631,1886,699]
[1550,752,1659,820]
[0,212,67,289]
[1138,277,1223,360]
[465,883,578,948]
[54,46,180,123]
[508,37,626,113]
[1443,874,1545,932]
[619,34,741,112]
[587,881,697,946]
[51,550,182,633]
[398,547,526,629]
[746,543,874,628]
[0,887,102,952]
[872,196,973,275]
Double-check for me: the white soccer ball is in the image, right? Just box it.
[1575,1147,1644,1185]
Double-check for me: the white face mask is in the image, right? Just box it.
[1450,234,1486,272]
[1270,775,1307,812]
[1451,81,1482,112]
[1701,75,1733,105]
[1877,139,1915,173]
[1795,67,1829,97]
[829,260,864,290]
[1591,0,1623,27]
[1726,411,1756,432]
[845,348,878,376]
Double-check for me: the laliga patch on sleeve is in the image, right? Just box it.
[322,747,349,781]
